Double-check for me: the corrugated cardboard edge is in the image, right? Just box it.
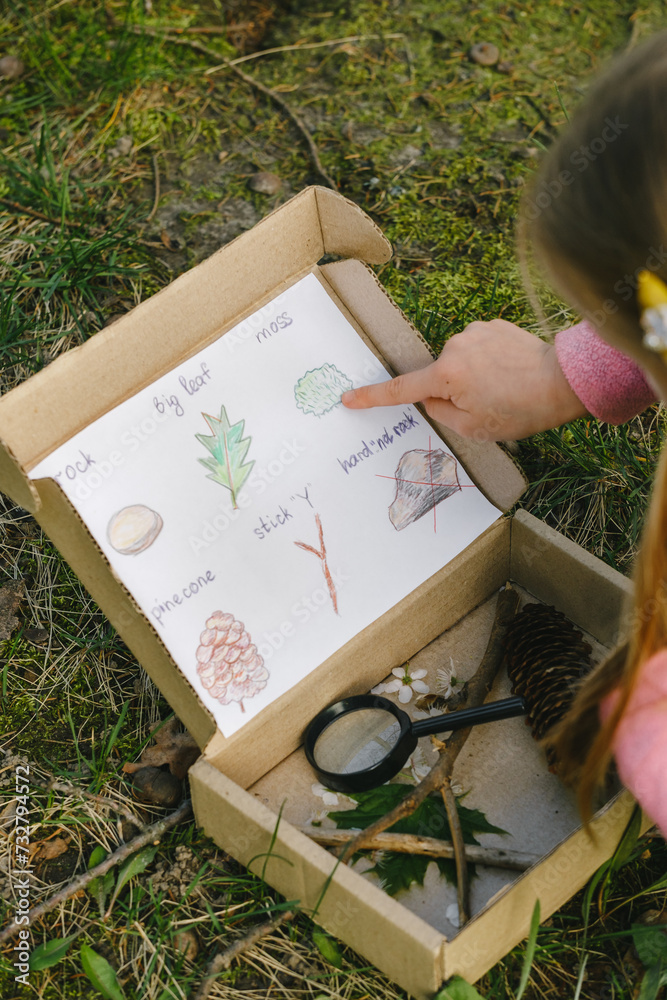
[34,478,219,746]
[319,259,527,513]
[190,757,446,999]
[441,790,649,984]
[0,436,39,512]
[0,187,391,478]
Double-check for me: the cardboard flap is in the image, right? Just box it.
[0,187,390,473]
[315,187,391,263]
[0,437,40,512]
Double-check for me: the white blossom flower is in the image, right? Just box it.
[413,705,442,721]
[381,666,430,704]
[311,782,340,807]
[436,657,460,699]
[446,902,461,928]
[402,747,430,782]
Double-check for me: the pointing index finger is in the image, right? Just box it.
[341,366,437,410]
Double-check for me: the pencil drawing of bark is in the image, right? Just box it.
[389,448,461,530]
[294,513,339,614]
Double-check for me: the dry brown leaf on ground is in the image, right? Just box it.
[123,716,199,780]
[29,835,70,863]
[0,579,25,641]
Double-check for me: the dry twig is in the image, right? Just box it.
[146,153,160,222]
[0,197,83,229]
[441,779,469,924]
[193,909,296,1000]
[336,586,520,866]
[221,33,407,68]
[30,773,143,831]
[0,799,192,945]
[299,827,538,871]
[130,27,337,189]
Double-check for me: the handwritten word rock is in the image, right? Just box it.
[53,450,96,483]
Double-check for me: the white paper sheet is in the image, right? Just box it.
[30,274,500,736]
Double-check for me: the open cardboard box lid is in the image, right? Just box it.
[1,186,646,998]
[0,186,525,780]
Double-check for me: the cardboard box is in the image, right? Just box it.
[0,187,639,997]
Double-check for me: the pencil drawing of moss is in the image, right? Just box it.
[294,363,353,416]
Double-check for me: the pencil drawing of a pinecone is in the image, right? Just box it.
[502,603,593,764]
[196,612,268,711]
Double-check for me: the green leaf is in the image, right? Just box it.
[373,851,433,895]
[312,931,343,969]
[328,783,505,896]
[89,845,107,868]
[434,975,486,1000]
[515,899,540,1000]
[632,924,667,971]
[196,405,254,508]
[646,872,667,894]
[610,805,643,873]
[29,934,79,971]
[80,944,126,1000]
[87,848,115,916]
[106,844,157,915]
[637,959,667,1000]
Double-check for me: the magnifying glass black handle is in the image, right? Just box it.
[411,695,527,738]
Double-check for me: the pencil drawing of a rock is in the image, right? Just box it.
[388,449,461,530]
[294,363,353,416]
[107,505,163,554]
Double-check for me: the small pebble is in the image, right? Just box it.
[172,929,199,961]
[131,765,183,808]
[115,135,133,155]
[0,55,25,79]
[469,42,500,67]
[248,171,282,195]
[497,60,514,74]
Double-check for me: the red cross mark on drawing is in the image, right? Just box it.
[375,436,475,533]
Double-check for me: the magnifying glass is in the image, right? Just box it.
[304,694,527,794]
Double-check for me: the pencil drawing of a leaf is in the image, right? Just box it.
[196,405,254,509]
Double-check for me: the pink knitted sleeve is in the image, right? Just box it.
[555,320,656,424]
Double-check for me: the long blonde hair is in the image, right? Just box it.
[519,32,667,818]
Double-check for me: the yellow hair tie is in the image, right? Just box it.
[639,270,667,357]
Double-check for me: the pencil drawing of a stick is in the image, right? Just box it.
[294,513,339,614]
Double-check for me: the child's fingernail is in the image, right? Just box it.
[341,390,354,404]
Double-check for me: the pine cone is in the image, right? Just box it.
[502,604,593,765]
[196,612,268,709]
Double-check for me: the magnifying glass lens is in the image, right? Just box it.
[312,708,402,775]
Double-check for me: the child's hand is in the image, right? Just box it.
[342,319,588,441]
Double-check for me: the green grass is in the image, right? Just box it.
[1,0,667,997]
